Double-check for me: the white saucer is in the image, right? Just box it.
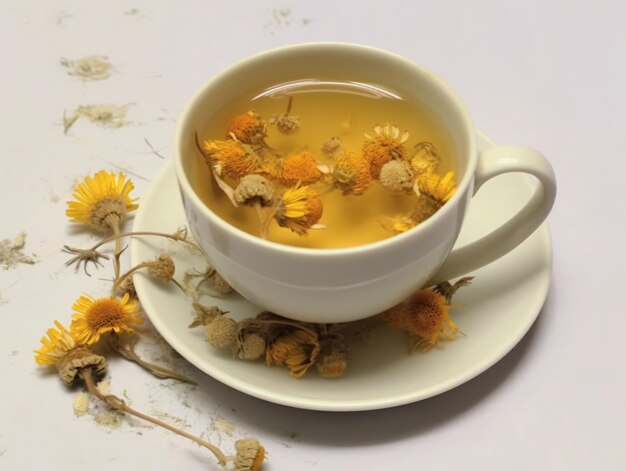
[131,132,552,412]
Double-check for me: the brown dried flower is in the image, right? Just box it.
[321,136,342,156]
[56,345,108,386]
[188,303,226,328]
[379,160,415,193]
[234,175,275,206]
[148,254,175,282]
[205,315,238,348]
[316,336,349,378]
[233,438,266,471]
[234,332,267,360]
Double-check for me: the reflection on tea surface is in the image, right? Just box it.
[192,80,456,249]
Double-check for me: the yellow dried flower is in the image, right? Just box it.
[70,293,143,345]
[384,289,461,352]
[418,171,456,204]
[202,139,261,179]
[227,111,266,144]
[363,123,409,179]
[379,160,415,193]
[333,151,371,195]
[266,329,320,378]
[66,170,138,232]
[34,320,81,366]
[279,152,323,185]
[233,438,266,471]
[274,186,324,236]
[234,175,275,206]
[205,315,238,348]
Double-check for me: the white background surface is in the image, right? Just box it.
[1,1,624,470]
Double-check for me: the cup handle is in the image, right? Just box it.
[428,145,557,284]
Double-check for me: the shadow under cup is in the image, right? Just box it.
[175,43,476,323]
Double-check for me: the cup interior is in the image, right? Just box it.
[176,43,476,254]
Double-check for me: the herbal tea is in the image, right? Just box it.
[192,80,457,249]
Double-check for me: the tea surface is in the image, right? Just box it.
[193,80,456,249]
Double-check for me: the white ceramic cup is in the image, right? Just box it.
[175,43,556,323]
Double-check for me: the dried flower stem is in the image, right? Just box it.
[110,337,196,384]
[79,368,225,465]
[112,262,151,293]
[244,318,318,338]
[106,214,123,282]
[90,230,202,253]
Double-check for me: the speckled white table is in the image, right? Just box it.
[1,1,625,470]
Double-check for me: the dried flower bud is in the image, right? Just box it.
[56,346,107,386]
[362,123,409,179]
[189,303,225,328]
[379,160,415,193]
[321,136,342,156]
[270,114,300,135]
[234,332,267,360]
[148,254,175,282]
[233,438,266,471]
[234,175,275,206]
[205,315,238,348]
[316,337,349,378]
[119,275,137,299]
[210,272,234,295]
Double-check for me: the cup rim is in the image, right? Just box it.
[174,42,477,258]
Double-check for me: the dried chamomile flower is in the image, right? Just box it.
[233,438,266,471]
[71,293,143,345]
[66,170,138,232]
[279,152,324,185]
[210,271,234,295]
[148,254,175,282]
[234,332,267,360]
[410,142,441,176]
[332,151,371,195]
[321,136,342,156]
[202,139,262,179]
[34,320,82,366]
[234,175,275,206]
[56,345,108,386]
[118,275,137,299]
[205,315,238,348]
[189,303,226,328]
[266,329,320,378]
[384,286,463,352]
[379,160,415,193]
[274,186,324,236]
[269,96,300,135]
[411,171,457,223]
[228,111,266,144]
[316,336,349,378]
[363,123,409,179]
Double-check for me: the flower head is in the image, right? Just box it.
[363,123,409,179]
[332,151,371,195]
[384,288,461,352]
[202,139,262,179]
[266,329,320,378]
[274,186,324,236]
[316,337,349,378]
[66,171,138,232]
[279,152,323,185]
[71,293,143,345]
[147,254,176,282]
[234,175,275,206]
[233,438,266,471]
[205,315,238,348]
[418,171,456,204]
[227,111,266,144]
[379,160,415,193]
[34,320,80,366]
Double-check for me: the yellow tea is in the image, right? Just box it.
[192,80,456,249]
